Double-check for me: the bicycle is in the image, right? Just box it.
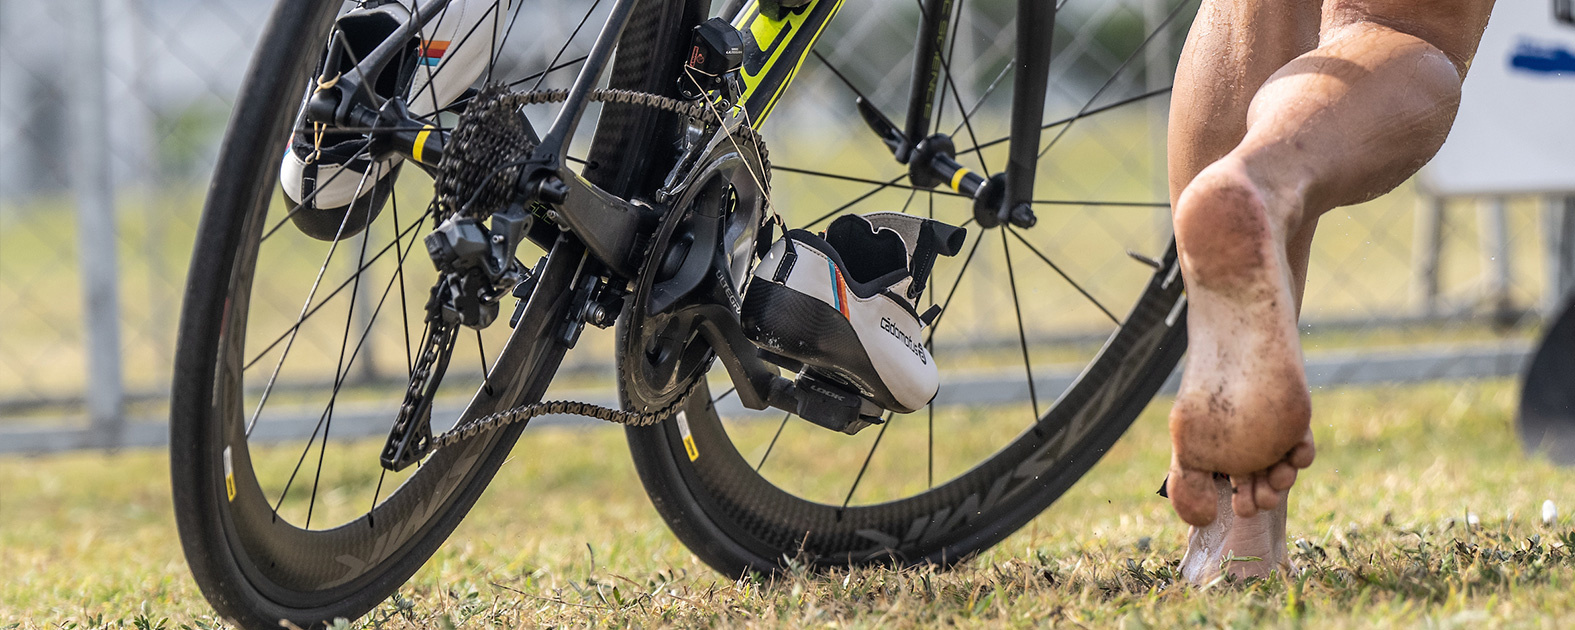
[170,0,1193,626]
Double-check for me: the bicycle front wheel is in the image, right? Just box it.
[626,0,1195,574]
[170,0,704,626]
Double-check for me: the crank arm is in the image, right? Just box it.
[685,304,797,413]
[687,303,879,431]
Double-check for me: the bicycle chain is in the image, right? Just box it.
[399,85,768,455]
[431,376,705,450]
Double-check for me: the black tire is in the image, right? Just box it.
[624,1,1194,574]
[170,1,703,627]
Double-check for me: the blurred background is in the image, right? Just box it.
[0,0,1568,455]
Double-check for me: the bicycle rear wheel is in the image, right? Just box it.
[170,1,703,626]
[625,0,1195,574]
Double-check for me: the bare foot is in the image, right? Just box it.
[1166,157,1316,527]
[1179,476,1291,584]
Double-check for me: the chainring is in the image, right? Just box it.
[618,119,771,412]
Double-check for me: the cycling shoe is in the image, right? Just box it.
[281,0,509,241]
[742,212,966,413]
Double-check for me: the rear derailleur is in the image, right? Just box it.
[379,203,533,471]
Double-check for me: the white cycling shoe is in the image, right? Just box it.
[281,0,508,240]
[742,212,967,414]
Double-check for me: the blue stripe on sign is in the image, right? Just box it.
[1511,40,1575,75]
[420,57,441,67]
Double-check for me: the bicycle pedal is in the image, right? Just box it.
[792,372,884,435]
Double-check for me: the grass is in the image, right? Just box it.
[4,379,1575,628]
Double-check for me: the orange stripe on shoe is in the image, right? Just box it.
[828,260,851,319]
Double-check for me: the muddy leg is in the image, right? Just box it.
[1163,0,1494,580]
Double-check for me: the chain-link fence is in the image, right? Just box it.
[0,0,1563,453]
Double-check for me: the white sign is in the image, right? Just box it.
[1423,2,1575,196]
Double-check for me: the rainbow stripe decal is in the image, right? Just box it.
[419,40,450,67]
[827,259,850,319]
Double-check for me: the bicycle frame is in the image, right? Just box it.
[307,0,1061,420]
[314,0,1055,276]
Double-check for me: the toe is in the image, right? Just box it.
[1267,462,1298,491]
[1253,475,1282,511]
[1230,476,1259,518]
[1287,430,1316,469]
[1168,456,1221,526]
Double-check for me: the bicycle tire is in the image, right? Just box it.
[170,1,703,627]
[624,2,1192,574]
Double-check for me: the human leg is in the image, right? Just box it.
[1165,0,1494,532]
[1162,0,1319,546]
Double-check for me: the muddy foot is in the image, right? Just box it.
[1166,157,1316,526]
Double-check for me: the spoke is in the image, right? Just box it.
[1006,226,1118,324]
[305,216,378,528]
[500,55,589,92]
[259,141,382,245]
[923,232,986,343]
[1038,0,1194,160]
[755,412,792,472]
[287,195,379,525]
[245,160,380,436]
[839,413,894,513]
[774,166,969,200]
[801,173,910,231]
[960,86,1173,157]
[271,220,421,518]
[950,63,1012,139]
[1001,234,1041,421]
[476,330,494,397]
[926,193,935,490]
[243,210,428,442]
[1033,199,1169,208]
[531,0,603,92]
[391,193,416,376]
[774,166,970,204]
[810,50,874,104]
[711,387,737,405]
[486,0,521,83]
[244,207,432,372]
[366,469,388,528]
[410,1,506,116]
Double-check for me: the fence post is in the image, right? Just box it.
[353,229,379,384]
[1480,196,1515,326]
[1545,194,1575,313]
[73,0,124,448]
[1412,194,1444,317]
